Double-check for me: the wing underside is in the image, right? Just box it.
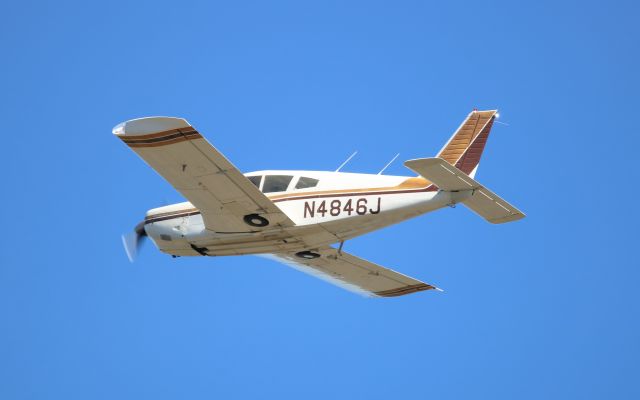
[266,247,439,297]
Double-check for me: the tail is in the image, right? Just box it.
[436,109,497,178]
[404,109,525,224]
[404,157,525,224]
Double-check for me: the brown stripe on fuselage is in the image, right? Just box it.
[270,184,437,203]
[268,177,435,202]
[143,182,439,223]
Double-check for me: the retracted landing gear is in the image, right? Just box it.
[243,213,269,227]
[295,250,321,259]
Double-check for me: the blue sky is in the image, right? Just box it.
[1,1,639,399]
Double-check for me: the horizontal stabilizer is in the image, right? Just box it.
[404,158,525,224]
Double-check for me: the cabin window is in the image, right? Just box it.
[262,175,293,193]
[247,175,262,188]
[295,177,319,189]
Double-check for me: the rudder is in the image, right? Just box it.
[437,109,498,178]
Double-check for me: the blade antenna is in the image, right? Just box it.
[335,151,358,172]
[495,111,509,126]
[377,153,400,175]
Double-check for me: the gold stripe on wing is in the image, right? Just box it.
[375,283,434,297]
[119,127,195,141]
[122,129,199,143]
[120,130,204,148]
[124,134,203,148]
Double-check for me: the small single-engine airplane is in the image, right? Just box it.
[115,109,524,297]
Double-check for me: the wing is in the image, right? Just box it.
[266,247,439,297]
[114,117,294,232]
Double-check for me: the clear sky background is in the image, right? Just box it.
[1,1,639,399]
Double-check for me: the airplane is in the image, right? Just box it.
[115,109,524,297]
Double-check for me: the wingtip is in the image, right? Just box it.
[112,116,191,136]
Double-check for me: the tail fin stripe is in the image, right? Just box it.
[455,117,494,175]
[436,110,497,176]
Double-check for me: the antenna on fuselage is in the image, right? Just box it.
[335,151,358,172]
[494,111,509,126]
[377,153,400,175]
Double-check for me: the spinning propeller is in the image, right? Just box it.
[121,221,147,262]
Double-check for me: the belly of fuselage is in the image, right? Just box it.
[143,190,451,257]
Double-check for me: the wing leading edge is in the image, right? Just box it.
[265,247,440,297]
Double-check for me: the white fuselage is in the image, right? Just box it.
[143,170,466,257]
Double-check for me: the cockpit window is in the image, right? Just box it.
[247,175,262,188]
[295,177,319,189]
[262,175,293,193]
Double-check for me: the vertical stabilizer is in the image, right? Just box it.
[436,110,497,178]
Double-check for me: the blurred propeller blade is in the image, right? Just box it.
[121,221,147,262]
